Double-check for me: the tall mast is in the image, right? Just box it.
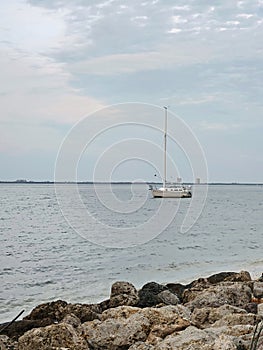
[163,106,167,188]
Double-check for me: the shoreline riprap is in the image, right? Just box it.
[1,270,263,349]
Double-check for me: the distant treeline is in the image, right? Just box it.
[0,180,262,185]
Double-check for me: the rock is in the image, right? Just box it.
[83,305,190,349]
[224,271,252,283]
[156,290,180,306]
[253,282,263,299]
[213,334,241,350]
[141,305,190,344]
[244,302,258,314]
[166,283,186,301]
[62,313,81,328]
[0,318,54,340]
[207,271,251,284]
[191,305,248,329]
[83,311,150,349]
[24,300,101,324]
[101,305,140,321]
[207,271,240,284]
[66,303,101,323]
[137,282,168,307]
[24,300,68,322]
[258,303,263,317]
[18,322,89,350]
[211,313,258,328]
[154,325,215,349]
[0,338,6,350]
[0,336,18,350]
[2,271,260,349]
[186,277,211,290]
[99,298,110,311]
[109,281,139,308]
[184,282,252,310]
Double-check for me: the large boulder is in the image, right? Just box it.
[24,300,68,322]
[207,271,252,284]
[66,303,101,322]
[109,281,139,308]
[18,322,89,350]
[83,311,150,349]
[82,305,190,349]
[184,282,252,310]
[137,282,169,307]
[141,305,190,344]
[191,305,248,329]
[154,326,215,350]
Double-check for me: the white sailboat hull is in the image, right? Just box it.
[151,187,192,198]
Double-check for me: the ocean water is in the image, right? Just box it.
[0,183,263,323]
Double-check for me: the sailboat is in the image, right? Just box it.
[149,107,192,198]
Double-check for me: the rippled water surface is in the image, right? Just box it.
[0,183,263,322]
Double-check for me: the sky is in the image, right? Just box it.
[0,0,262,182]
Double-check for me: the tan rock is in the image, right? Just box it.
[18,322,89,350]
[154,326,215,350]
[83,312,150,349]
[213,334,239,350]
[211,313,257,328]
[101,305,140,321]
[191,305,248,328]
[142,305,190,344]
[185,282,252,310]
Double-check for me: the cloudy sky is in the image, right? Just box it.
[0,0,262,182]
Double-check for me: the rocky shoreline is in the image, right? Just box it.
[1,270,263,349]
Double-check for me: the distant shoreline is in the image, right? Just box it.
[0,181,262,185]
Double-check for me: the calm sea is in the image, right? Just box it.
[0,183,263,323]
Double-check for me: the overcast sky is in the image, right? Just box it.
[0,0,262,182]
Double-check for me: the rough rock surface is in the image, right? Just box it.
[1,271,263,350]
[184,282,252,310]
[137,282,168,307]
[109,281,139,308]
[18,322,89,350]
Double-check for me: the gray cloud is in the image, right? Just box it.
[0,0,262,181]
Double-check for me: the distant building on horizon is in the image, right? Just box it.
[177,177,182,183]
[196,178,201,184]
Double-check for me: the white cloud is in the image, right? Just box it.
[0,1,67,53]
[236,13,254,18]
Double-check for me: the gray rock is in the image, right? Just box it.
[157,290,180,306]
